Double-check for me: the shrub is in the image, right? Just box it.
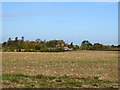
[35,45,41,50]
[40,47,48,52]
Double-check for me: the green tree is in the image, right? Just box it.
[16,42,23,51]
[35,39,42,43]
[81,40,92,50]
[58,40,65,47]
[21,36,24,44]
[2,42,7,47]
[25,40,29,43]
[70,42,73,47]
[47,40,56,47]
[93,43,109,50]
[15,37,18,43]
[35,45,41,50]
[8,38,12,46]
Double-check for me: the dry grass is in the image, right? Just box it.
[2,51,118,88]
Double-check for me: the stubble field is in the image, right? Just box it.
[2,51,118,88]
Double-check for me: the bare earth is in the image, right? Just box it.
[2,51,118,88]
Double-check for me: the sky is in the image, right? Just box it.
[2,2,118,46]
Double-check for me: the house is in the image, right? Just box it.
[30,41,35,43]
[48,47,57,50]
[64,47,73,51]
[21,49,25,52]
[14,49,17,52]
[62,43,69,47]
[69,48,73,51]
[56,44,60,48]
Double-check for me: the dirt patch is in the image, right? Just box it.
[2,51,118,88]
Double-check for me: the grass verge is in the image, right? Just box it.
[2,74,117,88]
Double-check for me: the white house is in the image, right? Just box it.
[64,47,73,51]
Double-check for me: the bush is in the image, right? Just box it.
[35,45,41,50]
[48,48,65,52]
[40,47,48,52]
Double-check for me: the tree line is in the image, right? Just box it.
[2,36,119,52]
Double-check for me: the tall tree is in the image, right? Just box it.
[70,42,73,47]
[8,38,12,46]
[15,37,18,43]
[35,39,42,43]
[21,36,24,44]
[81,40,92,50]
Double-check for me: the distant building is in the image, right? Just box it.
[62,43,69,47]
[48,47,56,50]
[64,47,73,51]
[30,41,35,43]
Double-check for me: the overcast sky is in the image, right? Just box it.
[2,2,118,45]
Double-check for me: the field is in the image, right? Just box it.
[2,51,118,88]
